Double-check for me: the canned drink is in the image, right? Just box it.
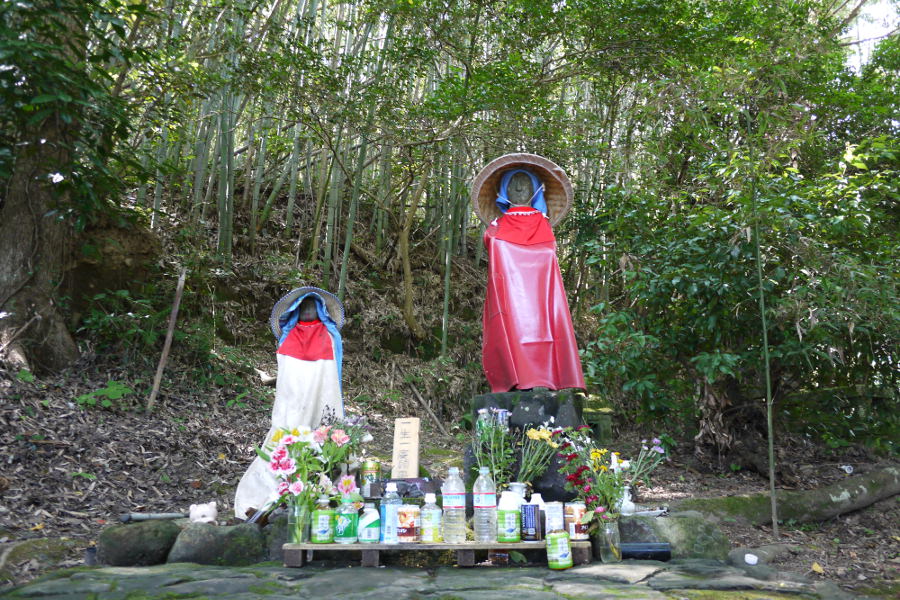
[544,502,565,532]
[397,504,420,543]
[361,459,381,483]
[564,502,589,540]
[521,503,542,541]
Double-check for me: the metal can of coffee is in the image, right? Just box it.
[397,504,420,543]
[544,501,565,532]
[564,502,589,540]
[521,503,542,541]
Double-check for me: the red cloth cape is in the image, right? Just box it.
[277,321,334,361]
[482,209,585,392]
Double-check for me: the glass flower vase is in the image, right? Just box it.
[593,519,622,563]
[287,500,311,544]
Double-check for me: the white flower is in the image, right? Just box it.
[361,433,373,443]
[49,172,64,183]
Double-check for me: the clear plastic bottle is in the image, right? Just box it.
[441,467,467,543]
[380,482,401,544]
[358,502,380,543]
[420,493,442,543]
[473,466,497,542]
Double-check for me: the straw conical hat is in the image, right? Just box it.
[471,153,574,227]
[269,286,345,339]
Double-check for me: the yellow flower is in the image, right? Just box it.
[549,442,559,448]
[271,430,285,443]
[599,465,608,472]
[526,429,541,441]
[590,449,603,461]
[291,428,300,436]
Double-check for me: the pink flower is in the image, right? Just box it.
[280,435,297,446]
[270,456,297,476]
[583,484,592,493]
[652,437,661,446]
[289,480,305,496]
[313,426,332,444]
[277,481,289,495]
[330,429,350,447]
[271,445,288,461]
[595,506,606,514]
[337,474,357,496]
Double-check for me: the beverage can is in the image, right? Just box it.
[546,530,573,569]
[544,502,565,532]
[521,503,542,541]
[358,503,381,543]
[361,460,381,483]
[310,508,335,543]
[420,507,442,543]
[397,504,420,543]
[497,509,521,543]
[564,502,589,540]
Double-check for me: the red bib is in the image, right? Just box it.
[277,321,334,361]
[491,206,555,245]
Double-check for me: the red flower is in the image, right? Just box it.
[576,425,591,431]
[567,453,578,461]
[582,484,592,493]
[586,495,599,504]
[565,474,577,482]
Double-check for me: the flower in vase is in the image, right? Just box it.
[313,426,332,444]
[330,429,350,446]
[277,481,290,495]
[289,480,305,496]
[270,456,297,476]
[337,474,357,495]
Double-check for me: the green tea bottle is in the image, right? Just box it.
[311,495,334,544]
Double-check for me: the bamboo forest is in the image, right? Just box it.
[1,0,898,595]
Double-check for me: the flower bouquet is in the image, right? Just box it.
[554,426,625,531]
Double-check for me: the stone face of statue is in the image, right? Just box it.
[299,297,319,321]
[507,172,535,206]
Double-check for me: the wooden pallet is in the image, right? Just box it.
[283,540,592,568]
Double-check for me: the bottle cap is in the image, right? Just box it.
[386,482,398,492]
[448,467,459,475]
[317,495,330,503]
[424,493,436,503]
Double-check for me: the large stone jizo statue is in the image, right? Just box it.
[472,154,585,393]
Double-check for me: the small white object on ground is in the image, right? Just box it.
[840,465,854,474]
[744,553,759,565]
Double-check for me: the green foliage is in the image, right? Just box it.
[16,369,35,383]
[75,380,134,409]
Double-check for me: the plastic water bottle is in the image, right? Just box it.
[420,493,442,543]
[380,482,401,544]
[441,467,467,543]
[473,466,497,542]
[358,502,380,543]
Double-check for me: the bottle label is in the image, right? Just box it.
[546,532,572,569]
[311,510,334,542]
[334,513,357,539]
[442,493,465,509]
[420,508,442,543]
[473,492,496,508]
[497,510,520,542]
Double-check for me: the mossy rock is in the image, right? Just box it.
[167,522,265,566]
[0,537,79,584]
[97,519,181,567]
[619,512,730,560]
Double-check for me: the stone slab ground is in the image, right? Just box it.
[0,559,857,600]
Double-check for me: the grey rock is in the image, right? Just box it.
[547,581,668,599]
[432,566,547,591]
[619,514,730,560]
[553,397,581,429]
[298,566,431,597]
[167,522,266,566]
[427,590,563,600]
[163,575,261,596]
[510,397,550,430]
[97,519,181,566]
[263,514,289,561]
[546,562,665,584]
[10,577,111,597]
[646,570,816,593]
[532,454,576,502]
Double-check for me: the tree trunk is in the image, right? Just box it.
[0,119,80,373]
[674,466,900,526]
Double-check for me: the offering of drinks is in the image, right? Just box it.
[521,502,542,541]
[310,495,334,544]
[420,493,442,543]
[564,502,589,540]
[334,496,359,544]
[380,482,401,544]
[441,467,467,543]
[496,490,521,543]
[546,528,573,570]
[361,459,380,497]
[358,502,380,543]
[544,502,565,533]
[473,466,497,542]
[397,504,420,543]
